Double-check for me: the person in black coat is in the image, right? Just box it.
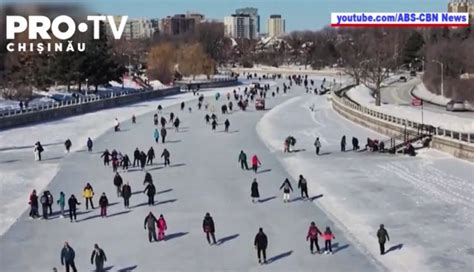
[140,151,147,170]
[161,148,170,167]
[211,120,218,131]
[61,242,77,272]
[224,119,230,132]
[144,212,158,242]
[113,172,123,197]
[68,195,80,223]
[144,183,156,206]
[90,244,107,272]
[202,212,216,245]
[160,116,167,128]
[298,175,309,200]
[352,137,359,151]
[64,139,72,153]
[147,147,155,165]
[173,118,180,132]
[341,135,346,152]
[205,114,210,124]
[29,190,39,218]
[160,127,167,143]
[169,112,175,123]
[251,178,260,203]
[122,154,130,170]
[377,224,390,255]
[254,228,268,264]
[133,148,140,167]
[122,182,132,208]
[87,137,93,152]
[40,191,49,219]
[101,149,110,166]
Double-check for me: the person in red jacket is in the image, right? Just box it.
[251,155,261,173]
[323,226,336,254]
[306,221,322,254]
[157,214,167,241]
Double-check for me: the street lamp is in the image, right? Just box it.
[432,59,444,97]
[85,78,89,96]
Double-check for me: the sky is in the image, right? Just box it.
[5,0,448,31]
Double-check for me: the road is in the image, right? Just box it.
[0,79,380,271]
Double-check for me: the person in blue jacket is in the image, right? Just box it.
[57,192,66,218]
[61,242,77,272]
[153,128,160,143]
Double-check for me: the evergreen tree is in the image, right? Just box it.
[402,31,424,65]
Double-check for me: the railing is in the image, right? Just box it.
[331,92,474,144]
[176,77,237,84]
[0,87,166,119]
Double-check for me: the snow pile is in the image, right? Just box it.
[412,83,451,106]
[149,80,166,90]
[346,85,474,133]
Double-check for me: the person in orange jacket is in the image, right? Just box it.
[157,214,167,241]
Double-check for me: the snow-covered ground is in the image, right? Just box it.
[256,94,474,271]
[0,79,265,236]
[412,82,451,106]
[347,85,474,133]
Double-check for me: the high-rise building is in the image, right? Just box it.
[268,15,285,37]
[235,7,259,37]
[160,13,203,35]
[106,16,155,40]
[224,14,255,39]
[448,0,474,21]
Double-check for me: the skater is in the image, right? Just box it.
[173,117,180,132]
[211,119,218,131]
[228,101,233,111]
[254,228,268,264]
[154,128,160,143]
[306,222,322,254]
[82,183,95,210]
[64,139,72,153]
[157,104,163,113]
[99,193,108,217]
[352,137,359,151]
[114,118,120,132]
[29,190,39,218]
[205,114,210,124]
[144,182,156,206]
[251,178,260,203]
[251,154,261,173]
[147,147,155,165]
[122,154,130,170]
[40,191,49,219]
[140,151,147,170]
[377,224,390,255]
[45,190,54,215]
[133,148,140,167]
[144,212,158,242]
[323,227,336,254]
[161,127,167,143]
[101,149,110,166]
[122,182,132,208]
[340,135,346,152]
[153,113,159,126]
[202,212,216,245]
[298,175,309,199]
[314,137,321,155]
[143,171,153,185]
[87,137,93,152]
[238,150,249,170]
[279,178,293,203]
[90,244,107,272]
[68,194,80,222]
[180,101,185,111]
[34,141,44,161]
[61,242,77,272]
[132,114,136,124]
[224,119,230,132]
[169,112,175,123]
[157,214,167,241]
[161,148,170,167]
[113,172,123,197]
[160,116,167,128]
[57,191,66,218]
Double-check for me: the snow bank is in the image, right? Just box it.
[346,85,474,133]
[412,82,451,106]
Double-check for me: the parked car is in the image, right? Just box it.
[446,100,466,112]
[255,98,265,110]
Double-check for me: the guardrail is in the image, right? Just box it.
[331,92,474,144]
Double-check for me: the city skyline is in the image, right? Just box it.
[5,0,448,32]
